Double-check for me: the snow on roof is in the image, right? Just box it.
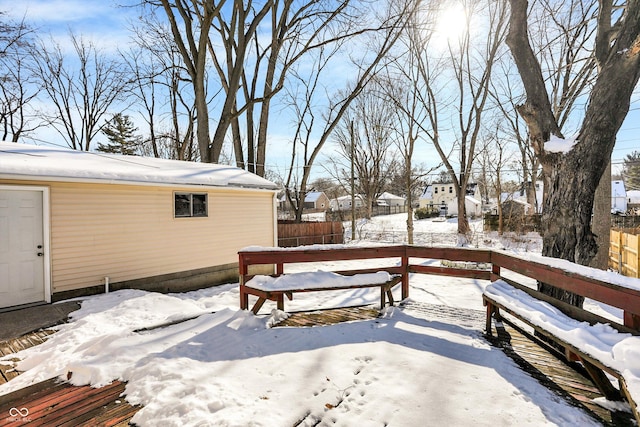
[420,185,433,199]
[378,192,405,200]
[305,191,325,202]
[465,195,481,205]
[334,194,364,201]
[0,142,278,190]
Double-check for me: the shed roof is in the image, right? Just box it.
[378,192,405,201]
[0,142,278,190]
[305,191,326,202]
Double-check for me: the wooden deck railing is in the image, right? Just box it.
[238,245,640,332]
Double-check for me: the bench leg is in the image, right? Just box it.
[381,288,386,309]
[386,289,394,306]
[277,294,285,311]
[485,302,499,336]
[240,286,249,310]
[580,358,623,401]
[251,297,267,315]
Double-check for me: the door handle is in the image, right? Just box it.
[37,252,44,256]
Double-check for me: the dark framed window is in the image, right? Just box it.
[174,193,208,218]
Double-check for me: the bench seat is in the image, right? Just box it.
[240,271,402,315]
[484,279,640,424]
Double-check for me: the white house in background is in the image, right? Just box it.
[377,192,405,207]
[0,142,277,310]
[612,180,627,214]
[330,195,365,211]
[419,182,481,217]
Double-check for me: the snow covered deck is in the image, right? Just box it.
[240,245,640,424]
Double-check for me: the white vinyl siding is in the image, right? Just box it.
[0,180,275,293]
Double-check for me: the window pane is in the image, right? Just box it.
[175,194,191,217]
[192,194,208,217]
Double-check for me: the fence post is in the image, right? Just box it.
[401,247,409,300]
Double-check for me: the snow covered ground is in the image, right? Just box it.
[347,214,543,252]
[0,215,621,426]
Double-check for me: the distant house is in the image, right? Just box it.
[419,182,481,217]
[0,142,278,310]
[501,199,531,216]
[497,181,543,215]
[279,191,329,211]
[330,195,365,211]
[303,191,330,210]
[612,180,627,214]
[377,192,405,207]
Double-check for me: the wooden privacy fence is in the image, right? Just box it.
[610,229,640,278]
[277,221,344,247]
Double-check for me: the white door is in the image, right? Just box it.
[0,189,46,308]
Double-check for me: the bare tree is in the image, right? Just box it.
[377,72,440,244]
[125,14,197,160]
[478,129,515,235]
[329,89,399,219]
[153,0,226,162]
[213,0,366,176]
[32,34,128,151]
[283,0,418,223]
[489,62,541,212]
[408,0,509,245]
[506,0,640,305]
[0,16,41,141]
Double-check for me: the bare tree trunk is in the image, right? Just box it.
[590,161,611,270]
[505,0,640,306]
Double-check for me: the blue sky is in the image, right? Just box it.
[2,0,638,181]
[1,0,133,50]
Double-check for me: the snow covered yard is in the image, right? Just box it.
[0,269,603,425]
[0,215,626,426]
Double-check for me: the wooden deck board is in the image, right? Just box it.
[0,330,140,426]
[0,329,53,385]
[274,306,381,327]
[0,380,139,426]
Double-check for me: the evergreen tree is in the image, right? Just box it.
[623,151,640,191]
[97,113,140,155]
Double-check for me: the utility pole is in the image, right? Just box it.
[350,120,356,241]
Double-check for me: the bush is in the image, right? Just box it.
[414,207,439,220]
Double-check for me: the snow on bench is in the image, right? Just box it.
[484,279,640,422]
[240,271,402,314]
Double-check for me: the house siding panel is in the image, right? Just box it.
[2,180,275,294]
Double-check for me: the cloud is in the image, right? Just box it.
[0,0,113,23]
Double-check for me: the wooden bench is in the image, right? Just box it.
[240,271,402,314]
[484,251,640,425]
